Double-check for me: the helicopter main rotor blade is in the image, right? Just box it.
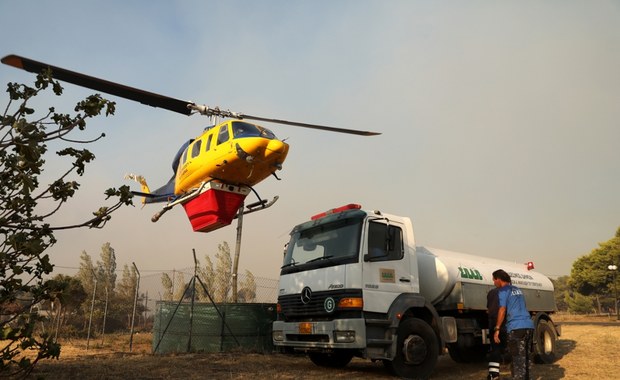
[238,114,381,136]
[2,54,381,136]
[1,54,193,115]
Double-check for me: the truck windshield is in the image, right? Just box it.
[281,217,362,273]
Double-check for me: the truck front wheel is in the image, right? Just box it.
[308,351,354,368]
[384,318,439,379]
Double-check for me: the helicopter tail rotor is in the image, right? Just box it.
[125,173,151,205]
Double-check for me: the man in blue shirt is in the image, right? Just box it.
[492,269,535,380]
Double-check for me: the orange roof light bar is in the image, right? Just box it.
[311,204,362,220]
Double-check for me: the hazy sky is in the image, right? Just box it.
[1,1,618,281]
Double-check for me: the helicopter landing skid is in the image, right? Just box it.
[150,182,277,225]
[237,195,279,218]
[151,192,279,223]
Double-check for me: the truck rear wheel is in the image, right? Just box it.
[308,351,354,368]
[533,319,557,364]
[384,317,439,379]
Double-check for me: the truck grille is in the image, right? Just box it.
[278,289,363,322]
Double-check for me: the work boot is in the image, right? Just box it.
[487,360,501,379]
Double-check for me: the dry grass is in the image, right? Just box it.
[15,318,620,379]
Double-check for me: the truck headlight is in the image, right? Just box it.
[334,330,356,343]
[272,330,284,342]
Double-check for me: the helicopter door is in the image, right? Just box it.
[217,124,230,144]
[212,124,233,161]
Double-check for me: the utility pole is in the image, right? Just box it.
[608,264,618,320]
[232,204,244,303]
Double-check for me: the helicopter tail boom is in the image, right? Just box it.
[125,173,176,204]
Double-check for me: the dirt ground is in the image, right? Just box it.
[19,315,620,379]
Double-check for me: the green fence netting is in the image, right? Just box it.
[153,301,276,354]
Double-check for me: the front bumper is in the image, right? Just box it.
[272,318,366,350]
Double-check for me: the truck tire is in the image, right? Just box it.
[383,318,439,379]
[533,319,557,364]
[308,351,354,368]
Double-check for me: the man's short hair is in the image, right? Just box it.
[492,269,511,283]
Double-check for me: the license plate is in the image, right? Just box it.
[298,322,312,334]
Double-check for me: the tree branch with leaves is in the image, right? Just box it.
[0,69,133,377]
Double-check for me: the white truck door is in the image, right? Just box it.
[361,219,414,312]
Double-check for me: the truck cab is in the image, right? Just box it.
[273,204,453,378]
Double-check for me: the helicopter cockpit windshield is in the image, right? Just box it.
[232,121,276,140]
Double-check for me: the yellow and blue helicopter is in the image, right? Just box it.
[2,55,380,232]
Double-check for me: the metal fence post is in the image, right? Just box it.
[86,270,97,350]
[129,262,141,352]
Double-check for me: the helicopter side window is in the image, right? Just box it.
[191,139,202,158]
[205,134,213,151]
[181,146,189,165]
[217,125,230,145]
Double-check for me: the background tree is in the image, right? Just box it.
[565,292,595,314]
[213,242,233,302]
[116,264,139,328]
[77,250,97,294]
[0,70,133,376]
[76,250,98,330]
[569,226,620,313]
[173,272,187,301]
[237,270,257,302]
[197,255,215,302]
[97,243,117,297]
[76,246,145,332]
[45,274,87,335]
[94,243,119,332]
[160,273,174,301]
[551,275,570,312]
[159,243,258,304]
[201,242,256,303]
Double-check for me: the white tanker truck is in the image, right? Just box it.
[272,204,560,379]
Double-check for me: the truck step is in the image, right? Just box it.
[365,319,392,327]
[367,338,393,347]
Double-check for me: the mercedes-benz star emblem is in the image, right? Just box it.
[300,286,312,304]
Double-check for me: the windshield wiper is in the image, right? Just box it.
[306,255,334,264]
[281,260,297,269]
